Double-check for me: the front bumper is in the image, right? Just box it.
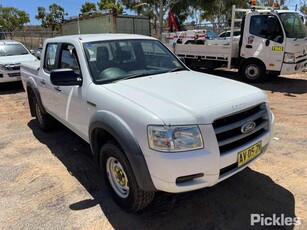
[146,112,275,193]
[281,60,307,75]
[0,70,21,83]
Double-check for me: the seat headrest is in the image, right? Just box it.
[96,46,109,63]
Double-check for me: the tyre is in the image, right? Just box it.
[240,60,266,83]
[100,142,155,212]
[33,97,55,131]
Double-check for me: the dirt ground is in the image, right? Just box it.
[0,71,306,230]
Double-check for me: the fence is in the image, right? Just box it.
[3,28,59,50]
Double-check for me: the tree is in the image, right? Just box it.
[198,0,247,30]
[258,0,289,9]
[0,6,30,39]
[300,0,307,15]
[97,0,123,14]
[121,0,182,36]
[81,2,97,14]
[35,4,66,36]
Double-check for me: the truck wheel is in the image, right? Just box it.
[34,98,55,131]
[240,60,266,83]
[100,142,155,212]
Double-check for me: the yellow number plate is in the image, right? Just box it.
[272,46,284,51]
[237,141,262,167]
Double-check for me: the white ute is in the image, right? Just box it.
[0,40,36,83]
[21,34,274,212]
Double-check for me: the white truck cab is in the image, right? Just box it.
[240,8,307,77]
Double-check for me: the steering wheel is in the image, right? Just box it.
[97,67,127,81]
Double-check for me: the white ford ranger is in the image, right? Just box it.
[0,40,36,83]
[21,34,274,212]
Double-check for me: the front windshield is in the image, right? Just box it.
[83,39,186,84]
[0,44,29,56]
[279,13,307,38]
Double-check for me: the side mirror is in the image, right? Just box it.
[30,50,34,55]
[267,16,278,34]
[50,69,82,86]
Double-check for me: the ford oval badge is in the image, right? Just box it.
[241,121,256,134]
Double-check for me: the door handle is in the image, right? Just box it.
[54,86,61,92]
[246,45,253,49]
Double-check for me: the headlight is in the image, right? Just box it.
[0,64,5,71]
[148,125,203,152]
[284,52,295,63]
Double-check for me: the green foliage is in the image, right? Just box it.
[97,0,123,14]
[300,4,307,15]
[199,0,246,24]
[35,4,66,35]
[81,2,97,14]
[121,0,182,35]
[258,0,288,9]
[0,5,30,37]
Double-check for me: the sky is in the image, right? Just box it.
[0,0,303,25]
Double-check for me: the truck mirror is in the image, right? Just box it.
[267,16,278,34]
[50,68,82,86]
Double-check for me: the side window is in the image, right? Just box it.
[250,15,283,43]
[60,44,80,74]
[44,43,58,73]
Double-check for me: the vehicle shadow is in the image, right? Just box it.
[28,120,297,230]
[0,81,24,95]
[198,68,307,95]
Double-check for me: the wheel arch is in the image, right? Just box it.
[239,57,267,82]
[239,57,267,73]
[89,111,156,192]
[26,79,46,116]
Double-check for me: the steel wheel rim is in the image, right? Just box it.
[245,64,260,79]
[106,157,129,198]
[35,103,44,125]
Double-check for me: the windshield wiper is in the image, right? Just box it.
[113,72,155,83]
[167,67,186,73]
[113,68,186,83]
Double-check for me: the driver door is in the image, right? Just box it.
[241,14,285,73]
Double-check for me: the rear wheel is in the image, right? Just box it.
[240,60,266,83]
[100,142,155,212]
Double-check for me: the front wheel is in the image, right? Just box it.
[240,60,266,83]
[33,98,55,131]
[100,142,155,212]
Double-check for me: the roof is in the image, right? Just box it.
[47,33,156,43]
[256,9,298,14]
[0,40,21,45]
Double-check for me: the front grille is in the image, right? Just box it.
[213,103,269,155]
[8,73,20,77]
[8,66,20,71]
[4,65,20,71]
